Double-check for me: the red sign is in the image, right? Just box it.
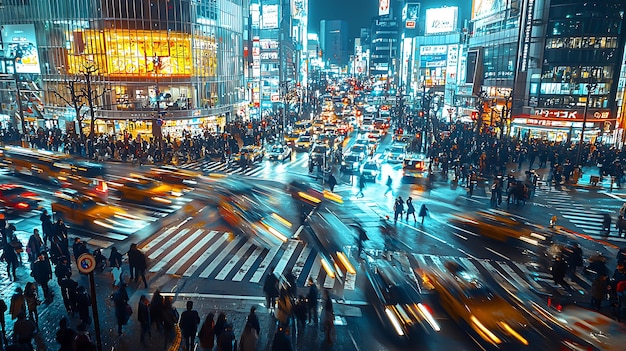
[406,20,416,29]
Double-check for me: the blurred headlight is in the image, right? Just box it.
[385,307,405,336]
[470,315,501,345]
[152,196,173,204]
[498,321,528,345]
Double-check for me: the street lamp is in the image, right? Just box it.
[575,75,598,167]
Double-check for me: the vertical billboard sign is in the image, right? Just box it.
[291,0,307,20]
[1,24,41,74]
[261,4,279,29]
[465,50,479,85]
[403,3,420,29]
[446,44,459,81]
[472,0,507,20]
[379,0,390,16]
[520,0,535,72]
[251,3,260,28]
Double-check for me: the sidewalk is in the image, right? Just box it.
[2,228,357,351]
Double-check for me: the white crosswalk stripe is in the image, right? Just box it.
[139,226,342,288]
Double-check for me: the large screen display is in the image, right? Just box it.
[1,24,41,74]
[66,29,217,78]
[425,7,458,34]
[472,0,507,20]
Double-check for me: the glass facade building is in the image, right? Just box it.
[0,0,245,137]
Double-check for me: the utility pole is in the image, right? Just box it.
[576,75,598,168]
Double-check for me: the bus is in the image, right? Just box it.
[0,146,108,200]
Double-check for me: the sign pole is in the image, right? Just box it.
[77,253,101,351]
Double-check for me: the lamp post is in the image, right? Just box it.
[575,77,598,167]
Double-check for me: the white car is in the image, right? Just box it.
[267,144,292,161]
[386,144,407,163]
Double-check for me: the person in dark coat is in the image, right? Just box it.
[217,322,236,351]
[112,283,130,336]
[591,274,609,310]
[179,300,201,351]
[76,286,92,325]
[31,253,53,301]
[39,209,53,247]
[59,276,78,316]
[51,219,70,258]
[551,256,570,288]
[2,242,19,281]
[271,326,292,351]
[405,197,416,222]
[162,296,179,347]
[26,229,43,263]
[150,290,164,333]
[198,313,215,351]
[567,243,584,276]
[418,204,429,224]
[127,243,148,288]
[109,247,124,286]
[356,173,365,198]
[137,295,151,344]
[12,312,36,350]
[328,173,337,192]
[307,278,319,324]
[72,238,89,264]
[55,317,75,351]
[263,269,279,311]
[246,306,260,336]
[9,287,26,320]
[213,312,227,345]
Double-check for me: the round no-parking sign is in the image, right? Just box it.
[77,253,96,274]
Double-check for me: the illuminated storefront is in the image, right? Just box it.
[0,0,245,138]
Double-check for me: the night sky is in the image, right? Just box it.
[308,0,471,40]
[308,0,378,40]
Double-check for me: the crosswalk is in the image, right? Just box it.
[177,157,311,178]
[411,252,592,298]
[139,226,340,289]
[536,187,623,240]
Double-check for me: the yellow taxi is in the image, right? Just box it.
[284,133,300,146]
[233,145,264,164]
[112,176,188,206]
[422,261,530,348]
[147,166,200,186]
[51,191,140,233]
[452,209,550,244]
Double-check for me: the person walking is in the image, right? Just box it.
[418,204,429,224]
[591,274,609,311]
[150,290,165,333]
[26,229,43,263]
[238,321,259,351]
[55,317,75,351]
[328,172,337,192]
[179,300,201,351]
[384,175,393,196]
[112,283,130,336]
[213,312,227,346]
[276,288,294,328]
[39,209,53,247]
[127,243,148,288]
[76,285,92,325]
[137,295,151,344]
[30,252,53,302]
[602,214,612,236]
[263,269,279,312]
[406,197,416,222]
[393,197,404,224]
[246,306,260,336]
[306,278,319,325]
[321,289,335,345]
[9,287,26,321]
[12,312,36,351]
[217,322,236,351]
[162,296,179,347]
[73,323,95,351]
[109,247,124,287]
[198,313,215,351]
[271,326,292,351]
[551,256,570,289]
[356,173,366,198]
[23,282,40,326]
[2,241,19,281]
[0,298,7,345]
[72,238,88,263]
[59,275,78,317]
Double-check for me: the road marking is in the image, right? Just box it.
[291,246,312,280]
[457,248,479,260]
[512,262,546,292]
[307,254,322,285]
[274,240,300,276]
[250,245,281,283]
[167,230,219,275]
[148,228,190,260]
[150,228,202,272]
[485,246,509,261]
[140,227,177,251]
[183,232,230,276]
[232,246,265,282]
[215,242,254,280]
[198,238,241,278]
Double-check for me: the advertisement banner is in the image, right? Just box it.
[379,0,390,16]
[425,7,458,34]
[291,0,307,20]
[262,4,279,29]
[1,24,41,74]
[420,55,447,68]
[420,45,448,56]
[446,44,459,79]
[402,3,420,21]
[472,0,507,20]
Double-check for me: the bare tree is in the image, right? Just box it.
[53,61,107,158]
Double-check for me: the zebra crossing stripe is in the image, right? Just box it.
[413,253,429,269]
[148,228,190,260]
[250,245,282,283]
[307,254,323,285]
[167,230,220,275]
[215,242,254,280]
[458,257,482,277]
[323,271,335,289]
[498,263,532,291]
[274,241,300,276]
[292,246,312,280]
[198,237,242,278]
[141,227,177,252]
[428,255,447,273]
[512,262,546,292]
[150,228,202,273]
[183,232,231,277]
[232,246,265,282]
